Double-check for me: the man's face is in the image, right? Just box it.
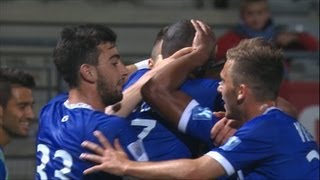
[96,43,128,106]
[218,60,241,120]
[242,1,270,31]
[2,86,35,137]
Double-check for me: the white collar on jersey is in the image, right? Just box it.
[262,106,279,115]
[63,100,94,110]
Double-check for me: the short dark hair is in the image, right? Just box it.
[0,68,36,106]
[151,26,168,61]
[226,37,284,101]
[53,24,117,88]
[162,20,215,77]
[161,19,195,59]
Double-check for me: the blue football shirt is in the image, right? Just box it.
[183,102,319,179]
[124,69,223,160]
[36,93,147,179]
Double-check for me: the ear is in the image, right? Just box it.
[237,84,247,102]
[148,59,154,69]
[79,64,97,83]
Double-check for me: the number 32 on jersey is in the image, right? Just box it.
[37,144,73,179]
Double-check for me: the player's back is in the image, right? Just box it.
[125,69,223,160]
[36,93,145,179]
[180,77,223,112]
[125,69,192,160]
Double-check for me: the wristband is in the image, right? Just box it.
[134,59,149,70]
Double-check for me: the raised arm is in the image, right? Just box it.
[142,20,216,127]
[106,48,193,117]
[80,20,228,179]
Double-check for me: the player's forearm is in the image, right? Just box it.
[163,50,209,91]
[142,50,208,126]
[106,68,163,117]
[106,85,142,117]
[124,158,209,179]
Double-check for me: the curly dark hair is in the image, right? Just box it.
[53,24,117,88]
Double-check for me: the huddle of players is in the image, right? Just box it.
[35,20,228,179]
[33,19,319,179]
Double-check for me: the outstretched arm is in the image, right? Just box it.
[142,20,217,127]
[106,48,193,117]
[80,20,227,179]
[80,131,226,179]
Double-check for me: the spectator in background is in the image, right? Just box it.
[0,68,36,180]
[216,0,319,61]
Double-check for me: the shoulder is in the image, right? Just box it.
[47,92,68,105]
[123,69,149,90]
[93,112,130,129]
[40,93,68,112]
[237,108,296,139]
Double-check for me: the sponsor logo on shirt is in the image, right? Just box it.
[192,106,212,120]
[61,115,69,122]
[221,136,242,151]
[127,139,149,161]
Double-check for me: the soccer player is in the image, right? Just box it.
[35,24,150,179]
[80,20,319,179]
[35,23,189,179]
[0,68,36,180]
[112,20,225,160]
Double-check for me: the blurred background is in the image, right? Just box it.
[0,0,319,179]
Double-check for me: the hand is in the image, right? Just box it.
[213,111,225,119]
[191,19,216,59]
[210,117,241,147]
[153,46,193,70]
[80,131,130,176]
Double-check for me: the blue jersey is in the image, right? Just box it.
[183,102,319,179]
[124,69,222,160]
[36,93,147,180]
[0,147,8,180]
[179,100,220,149]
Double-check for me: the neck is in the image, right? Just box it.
[243,100,275,123]
[68,86,105,112]
[0,128,11,147]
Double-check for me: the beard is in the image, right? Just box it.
[96,73,123,106]
[2,124,29,138]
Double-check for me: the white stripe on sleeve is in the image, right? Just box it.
[178,100,199,133]
[205,151,235,176]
